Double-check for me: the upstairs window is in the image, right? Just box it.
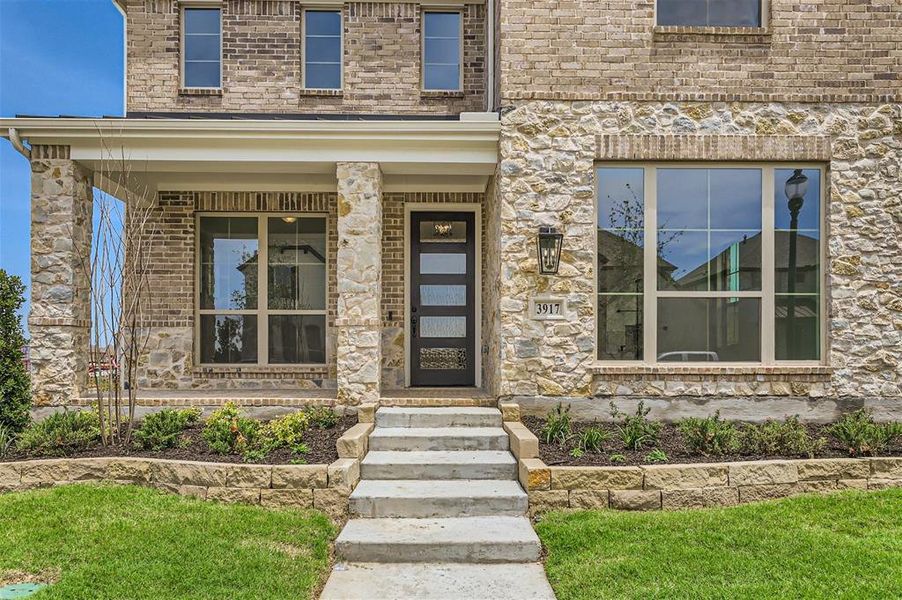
[304,10,342,89]
[423,12,462,91]
[657,0,762,27]
[183,7,221,88]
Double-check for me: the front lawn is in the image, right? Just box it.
[536,488,902,600]
[0,484,336,599]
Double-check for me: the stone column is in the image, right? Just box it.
[29,145,93,405]
[335,162,383,405]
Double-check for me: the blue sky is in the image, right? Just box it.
[0,0,124,324]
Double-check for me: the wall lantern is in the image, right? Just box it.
[537,226,564,275]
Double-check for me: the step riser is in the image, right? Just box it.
[376,413,502,428]
[369,435,509,452]
[361,462,517,480]
[350,496,528,518]
[336,541,541,564]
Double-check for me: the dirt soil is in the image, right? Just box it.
[5,415,356,465]
[523,416,902,467]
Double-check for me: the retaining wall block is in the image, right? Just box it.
[271,465,328,489]
[643,463,729,490]
[551,466,643,490]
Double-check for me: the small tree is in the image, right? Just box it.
[0,269,31,433]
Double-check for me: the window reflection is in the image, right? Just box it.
[657,0,761,27]
[199,217,258,310]
[268,218,327,311]
[658,298,761,362]
[199,315,258,364]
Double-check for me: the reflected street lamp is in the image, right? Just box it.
[784,169,808,358]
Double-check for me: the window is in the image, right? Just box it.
[304,10,342,89]
[198,215,327,365]
[657,0,762,27]
[596,165,823,364]
[423,12,462,91]
[183,7,221,88]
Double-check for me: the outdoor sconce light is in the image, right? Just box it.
[537,226,564,275]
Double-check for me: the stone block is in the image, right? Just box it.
[837,479,868,490]
[68,458,112,481]
[610,490,662,511]
[177,485,208,500]
[0,462,21,491]
[643,464,729,490]
[314,487,349,520]
[152,460,228,488]
[226,464,272,489]
[328,458,360,494]
[502,422,539,459]
[337,423,374,459]
[19,459,69,488]
[661,487,739,510]
[518,458,550,491]
[261,488,314,509]
[870,457,902,479]
[729,460,799,486]
[271,465,328,489]
[551,466,643,490]
[569,489,609,509]
[796,458,870,481]
[206,487,261,505]
[500,403,521,422]
[867,479,902,490]
[527,490,569,516]
[738,483,800,504]
[107,458,153,484]
[357,403,377,424]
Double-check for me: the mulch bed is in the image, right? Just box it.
[523,416,902,467]
[4,415,356,466]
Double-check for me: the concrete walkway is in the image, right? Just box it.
[320,407,555,600]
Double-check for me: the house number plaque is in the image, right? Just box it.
[529,296,568,321]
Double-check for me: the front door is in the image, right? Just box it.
[409,211,476,387]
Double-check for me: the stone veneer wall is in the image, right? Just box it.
[496,100,901,415]
[0,457,358,520]
[522,457,902,514]
[125,0,486,115]
[29,146,94,406]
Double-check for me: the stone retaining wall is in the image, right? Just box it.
[521,456,902,515]
[0,457,359,521]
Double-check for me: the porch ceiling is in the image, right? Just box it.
[1,115,500,194]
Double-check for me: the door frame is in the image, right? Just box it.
[404,203,482,388]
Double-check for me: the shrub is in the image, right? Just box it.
[645,449,668,463]
[0,423,14,458]
[678,412,740,456]
[610,401,661,451]
[304,406,339,429]
[0,270,31,434]
[541,404,572,446]
[15,410,100,456]
[609,453,626,463]
[828,410,901,457]
[264,411,311,455]
[202,402,262,457]
[576,426,611,454]
[133,408,201,451]
[740,416,826,458]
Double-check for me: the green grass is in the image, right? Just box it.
[0,484,336,600]
[536,489,902,600]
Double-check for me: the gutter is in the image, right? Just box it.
[6,128,31,160]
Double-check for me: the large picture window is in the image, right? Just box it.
[182,7,221,88]
[596,165,823,364]
[198,215,327,365]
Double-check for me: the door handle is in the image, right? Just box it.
[411,315,417,337]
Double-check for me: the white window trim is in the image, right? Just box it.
[421,9,464,92]
[654,0,769,28]
[594,162,826,367]
[180,4,223,89]
[195,212,329,367]
[302,8,344,91]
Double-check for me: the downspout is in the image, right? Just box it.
[486,0,495,112]
[7,128,31,160]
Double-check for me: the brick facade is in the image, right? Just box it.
[125,0,486,115]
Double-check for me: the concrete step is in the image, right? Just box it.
[369,427,510,452]
[335,517,541,563]
[376,407,502,429]
[350,479,528,518]
[320,562,556,600]
[361,451,517,480]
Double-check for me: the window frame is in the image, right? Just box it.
[421,10,464,92]
[654,0,768,28]
[195,212,329,367]
[180,5,223,89]
[302,8,344,91]
[594,162,826,366]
